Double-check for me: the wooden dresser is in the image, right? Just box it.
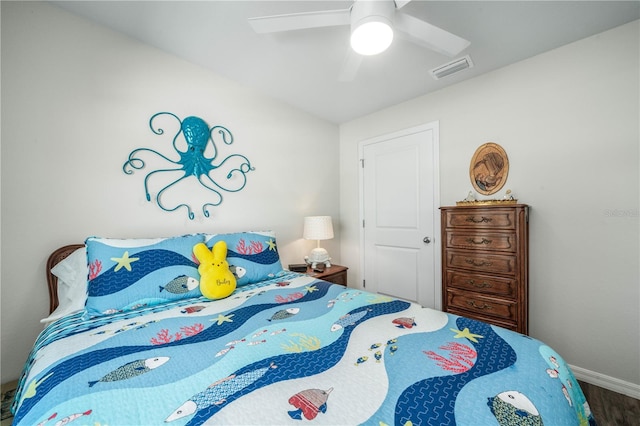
[440,204,529,334]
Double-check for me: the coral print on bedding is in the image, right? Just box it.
[85,234,204,317]
[205,231,283,286]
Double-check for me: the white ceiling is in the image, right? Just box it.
[52,1,640,124]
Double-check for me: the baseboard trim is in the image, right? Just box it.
[571,364,640,399]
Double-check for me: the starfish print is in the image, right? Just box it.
[450,327,483,343]
[211,313,235,325]
[305,285,319,293]
[368,294,393,303]
[266,238,277,251]
[111,251,139,272]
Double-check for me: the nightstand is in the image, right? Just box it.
[307,264,348,286]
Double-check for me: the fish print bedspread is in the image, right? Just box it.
[13,274,595,425]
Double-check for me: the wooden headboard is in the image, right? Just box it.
[46,244,84,314]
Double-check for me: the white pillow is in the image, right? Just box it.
[40,247,87,323]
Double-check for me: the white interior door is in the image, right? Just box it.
[359,122,440,308]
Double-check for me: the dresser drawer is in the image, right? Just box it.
[446,290,517,322]
[443,208,517,230]
[445,251,517,275]
[446,271,517,298]
[446,307,517,331]
[445,230,517,253]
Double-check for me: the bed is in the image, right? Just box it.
[12,232,596,425]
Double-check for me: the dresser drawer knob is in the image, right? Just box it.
[468,300,493,310]
[468,279,492,288]
[466,237,492,245]
[465,259,492,267]
[466,216,492,224]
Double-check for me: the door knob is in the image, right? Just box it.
[423,236,431,244]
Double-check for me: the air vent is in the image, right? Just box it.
[430,55,474,80]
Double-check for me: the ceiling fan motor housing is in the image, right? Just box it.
[350,0,396,55]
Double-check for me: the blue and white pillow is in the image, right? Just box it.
[85,234,203,317]
[204,231,283,286]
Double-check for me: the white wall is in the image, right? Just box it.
[340,21,639,391]
[0,1,340,383]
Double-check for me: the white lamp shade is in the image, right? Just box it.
[303,216,334,240]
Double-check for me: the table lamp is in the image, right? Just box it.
[303,216,334,269]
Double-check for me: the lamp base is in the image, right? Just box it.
[304,247,332,269]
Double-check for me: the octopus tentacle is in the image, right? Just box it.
[156,175,194,220]
[144,168,184,202]
[123,148,180,175]
[149,112,182,152]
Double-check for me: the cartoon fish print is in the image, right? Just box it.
[271,328,286,335]
[487,391,543,426]
[330,310,368,332]
[392,317,417,329]
[36,412,57,426]
[386,338,397,345]
[253,329,268,338]
[159,275,199,294]
[225,338,246,346]
[355,356,368,366]
[369,343,382,351]
[230,265,246,279]
[215,346,234,357]
[374,351,383,362]
[88,356,169,387]
[181,305,205,314]
[53,409,92,426]
[248,339,266,346]
[268,307,300,321]
[288,387,333,420]
[165,363,277,422]
[388,345,398,355]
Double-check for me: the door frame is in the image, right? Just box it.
[358,121,442,309]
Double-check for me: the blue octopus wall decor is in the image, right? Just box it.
[123,112,254,220]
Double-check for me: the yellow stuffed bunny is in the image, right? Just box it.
[193,241,237,300]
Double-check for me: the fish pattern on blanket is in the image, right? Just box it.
[12,274,594,426]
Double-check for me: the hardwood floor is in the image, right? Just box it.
[579,380,640,426]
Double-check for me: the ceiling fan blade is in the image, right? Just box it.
[395,13,470,57]
[394,0,414,9]
[338,49,363,82]
[248,8,351,34]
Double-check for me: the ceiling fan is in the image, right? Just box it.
[248,0,470,81]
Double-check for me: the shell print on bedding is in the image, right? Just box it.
[88,357,170,387]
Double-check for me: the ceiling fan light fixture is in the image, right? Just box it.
[351,19,393,55]
[349,0,395,56]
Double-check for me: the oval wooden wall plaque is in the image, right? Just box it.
[470,142,509,195]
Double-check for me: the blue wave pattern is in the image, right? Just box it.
[88,250,197,296]
[206,232,283,286]
[85,235,202,316]
[12,275,592,426]
[394,317,516,425]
